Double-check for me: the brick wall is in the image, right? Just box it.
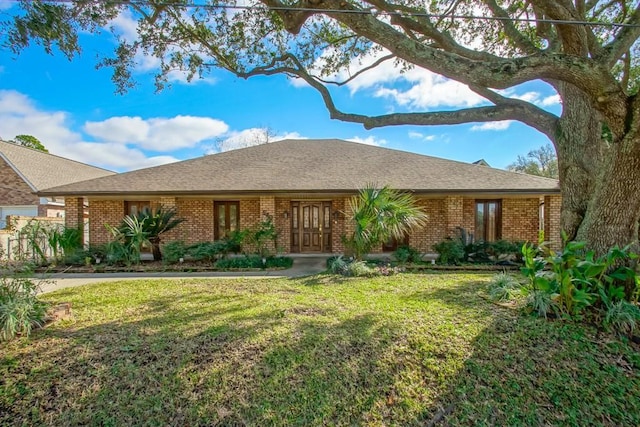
[89,200,124,245]
[332,197,349,253]
[445,196,464,236]
[544,194,562,249]
[0,157,39,206]
[410,198,446,252]
[171,199,215,244]
[275,198,291,253]
[64,197,85,245]
[502,198,540,242]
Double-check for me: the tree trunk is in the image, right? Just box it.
[555,83,604,241]
[150,237,162,261]
[576,142,640,254]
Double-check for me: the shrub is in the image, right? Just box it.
[488,273,522,302]
[162,241,188,264]
[433,238,465,265]
[603,301,640,335]
[0,276,48,341]
[329,256,349,275]
[187,241,227,263]
[393,245,422,264]
[245,214,278,257]
[214,256,292,270]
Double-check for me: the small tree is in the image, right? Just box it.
[345,185,428,259]
[10,135,48,153]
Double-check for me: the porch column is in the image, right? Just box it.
[444,195,464,238]
[544,195,562,250]
[259,196,276,253]
[65,197,85,245]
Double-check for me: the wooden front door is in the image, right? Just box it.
[291,202,332,253]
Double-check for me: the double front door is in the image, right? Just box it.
[291,202,332,253]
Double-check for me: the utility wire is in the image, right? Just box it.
[9,0,640,29]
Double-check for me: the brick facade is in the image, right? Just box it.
[544,194,562,249]
[88,200,125,245]
[82,194,562,254]
[0,157,39,206]
[502,198,541,243]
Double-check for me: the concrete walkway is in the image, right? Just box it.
[38,256,330,294]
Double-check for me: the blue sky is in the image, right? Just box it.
[0,3,561,172]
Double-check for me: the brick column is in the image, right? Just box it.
[544,195,562,250]
[259,196,276,253]
[65,197,85,245]
[444,196,464,237]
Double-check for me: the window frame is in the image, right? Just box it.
[475,200,502,242]
[214,201,240,240]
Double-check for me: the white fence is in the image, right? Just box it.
[0,216,66,261]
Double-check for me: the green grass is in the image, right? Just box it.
[1,273,638,426]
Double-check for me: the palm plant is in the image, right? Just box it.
[346,185,428,259]
[133,207,185,261]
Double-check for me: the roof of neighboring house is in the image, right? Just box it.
[38,139,560,196]
[472,159,490,166]
[0,140,114,192]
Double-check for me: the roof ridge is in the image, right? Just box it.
[0,139,114,173]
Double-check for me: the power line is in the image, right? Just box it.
[10,0,640,29]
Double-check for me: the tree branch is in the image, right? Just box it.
[235,53,558,137]
[482,0,541,55]
[469,85,559,136]
[314,53,394,86]
[601,5,640,67]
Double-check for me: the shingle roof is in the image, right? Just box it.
[38,139,559,196]
[0,140,114,191]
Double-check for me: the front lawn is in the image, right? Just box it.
[1,274,639,426]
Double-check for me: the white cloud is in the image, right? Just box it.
[84,115,228,151]
[210,128,306,153]
[541,94,561,106]
[470,121,513,131]
[0,0,12,10]
[293,48,487,110]
[408,131,437,142]
[0,90,179,171]
[108,9,139,42]
[347,136,387,146]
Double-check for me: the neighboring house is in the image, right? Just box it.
[0,140,114,228]
[39,139,562,253]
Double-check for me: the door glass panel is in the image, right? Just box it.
[229,204,237,231]
[487,202,497,241]
[218,205,226,237]
[324,206,330,228]
[475,203,485,241]
[312,206,319,228]
[292,206,298,228]
[303,206,309,228]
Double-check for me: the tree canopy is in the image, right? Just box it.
[10,135,48,153]
[3,0,640,253]
[507,144,558,179]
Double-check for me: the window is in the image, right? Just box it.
[125,201,151,217]
[475,200,501,242]
[214,201,239,239]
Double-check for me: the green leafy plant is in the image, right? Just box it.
[214,255,292,270]
[0,275,48,341]
[603,300,640,335]
[520,239,640,325]
[345,185,428,259]
[488,273,522,302]
[433,238,466,265]
[329,255,349,275]
[245,214,278,257]
[393,245,422,265]
[162,241,188,264]
[187,241,228,263]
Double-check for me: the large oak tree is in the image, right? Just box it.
[4,0,640,254]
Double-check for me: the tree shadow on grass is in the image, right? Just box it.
[2,276,639,426]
